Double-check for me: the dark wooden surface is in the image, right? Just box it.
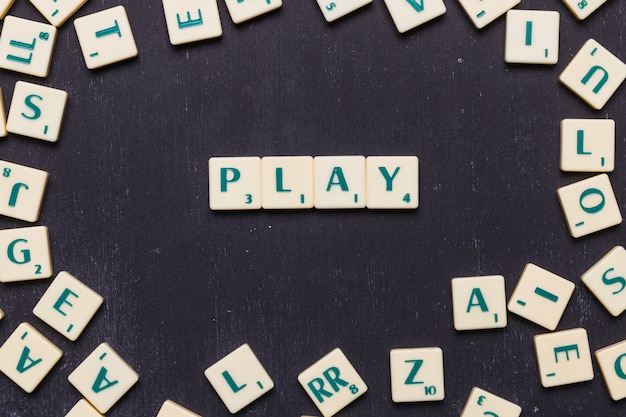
[1,0,626,416]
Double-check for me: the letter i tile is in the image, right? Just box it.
[595,339,626,401]
[534,328,594,387]
[64,399,104,417]
[460,387,521,417]
[156,399,202,417]
[0,16,57,77]
[0,160,49,222]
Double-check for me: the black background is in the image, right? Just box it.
[1,0,626,416]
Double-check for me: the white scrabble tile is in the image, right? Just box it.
[298,348,367,417]
[452,275,507,331]
[7,81,69,142]
[204,343,274,414]
[0,160,48,222]
[261,156,314,209]
[162,0,222,46]
[33,271,104,341]
[0,87,6,137]
[0,226,52,283]
[559,39,626,110]
[560,119,615,172]
[581,246,626,317]
[505,10,559,65]
[383,0,446,33]
[557,174,622,238]
[0,0,15,19]
[456,0,520,29]
[460,387,521,417]
[157,400,201,417]
[314,156,366,209]
[562,0,607,20]
[29,0,88,27]
[534,328,594,388]
[208,157,261,210]
[0,322,62,393]
[596,339,626,401]
[390,347,444,402]
[64,399,104,417]
[68,343,139,414]
[224,0,282,24]
[0,16,57,77]
[0,308,4,320]
[507,263,575,330]
[74,6,138,70]
[316,0,372,23]
[366,156,418,209]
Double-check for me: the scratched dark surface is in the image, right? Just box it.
[0,0,626,416]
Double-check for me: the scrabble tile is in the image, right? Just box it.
[383,0,446,34]
[456,0,520,29]
[74,6,138,70]
[507,263,575,330]
[0,87,6,138]
[316,0,372,23]
[261,156,314,209]
[224,0,282,24]
[560,119,615,172]
[0,322,62,393]
[33,271,104,341]
[556,173,621,238]
[64,399,104,417]
[504,10,559,65]
[390,347,444,402]
[452,275,507,331]
[460,387,521,417]
[559,39,626,110]
[208,157,261,210]
[0,0,16,19]
[298,348,367,417]
[0,226,52,283]
[29,0,88,27]
[534,328,594,387]
[0,160,49,222]
[0,308,4,320]
[562,0,607,20]
[162,0,222,46]
[7,81,69,142]
[0,16,57,77]
[204,343,274,414]
[366,156,418,209]
[595,339,626,401]
[314,156,366,209]
[156,399,202,417]
[68,343,139,414]
[581,246,626,317]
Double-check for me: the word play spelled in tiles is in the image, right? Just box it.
[507,263,575,330]
[33,271,104,341]
[68,343,139,414]
[224,0,282,24]
[0,15,57,77]
[456,0,520,29]
[460,387,522,417]
[383,0,446,34]
[389,347,444,402]
[64,399,104,417]
[0,87,6,137]
[0,159,48,222]
[581,246,626,317]
[534,328,594,387]
[7,81,69,142]
[316,0,372,23]
[452,275,507,331]
[560,119,615,172]
[0,0,15,19]
[0,322,63,393]
[595,339,626,401]
[557,173,622,238]
[298,348,367,417]
[559,39,626,110]
[562,0,608,20]
[162,0,222,46]
[0,226,52,283]
[204,343,274,414]
[29,0,88,27]
[156,399,202,417]
[504,10,559,65]
[74,6,138,70]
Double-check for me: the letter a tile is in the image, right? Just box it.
[452,275,507,331]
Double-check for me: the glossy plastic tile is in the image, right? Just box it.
[261,156,314,209]
[29,0,88,27]
[0,159,48,222]
[209,157,261,210]
[460,387,521,417]
[0,87,6,137]
[64,399,104,417]
[390,347,444,402]
[457,0,520,29]
[452,275,507,331]
[0,307,4,320]
[505,10,559,65]
[366,156,418,209]
[156,399,202,417]
[596,339,626,401]
[0,0,15,19]
[316,0,372,23]
[383,0,446,33]
[314,156,366,209]
[562,0,607,20]
[560,119,615,172]
[581,246,626,317]
[162,0,222,45]
[224,0,282,24]
[534,328,593,388]
[0,15,57,77]
[0,226,52,283]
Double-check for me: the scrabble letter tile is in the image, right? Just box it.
[0,322,62,393]
[224,0,282,24]
[534,328,594,387]
[383,0,446,34]
[557,173,621,238]
[390,347,444,402]
[208,157,261,210]
[0,16,57,77]
[0,0,16,19]
[68,343,139,414]
[0,307,4,320]
[7,81,69,142]
[298,348,367,417]
[261,156,314,209]
[204,343,274,414]
[0,160,48,222]
[0,226,52,282]
[562,0,607,20]
[507,263,575,330]
[596,339,626,401]
[559,39,626,110]
[33,271,104,341]
[452,275,507,331]
[460,387,521,417]
[505,10,559,65]
[162,0,222,46]
[64,399,104,417]
[456,0,520,29]
[314,156,365,209]
[157,400,201,417]
[74,6,138,70]
[0,87,7,138]
[316,0,372,23]
[560,119,614,172]
[29,0,88,27]
[366,156,418,209]
[581,246,626,317]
